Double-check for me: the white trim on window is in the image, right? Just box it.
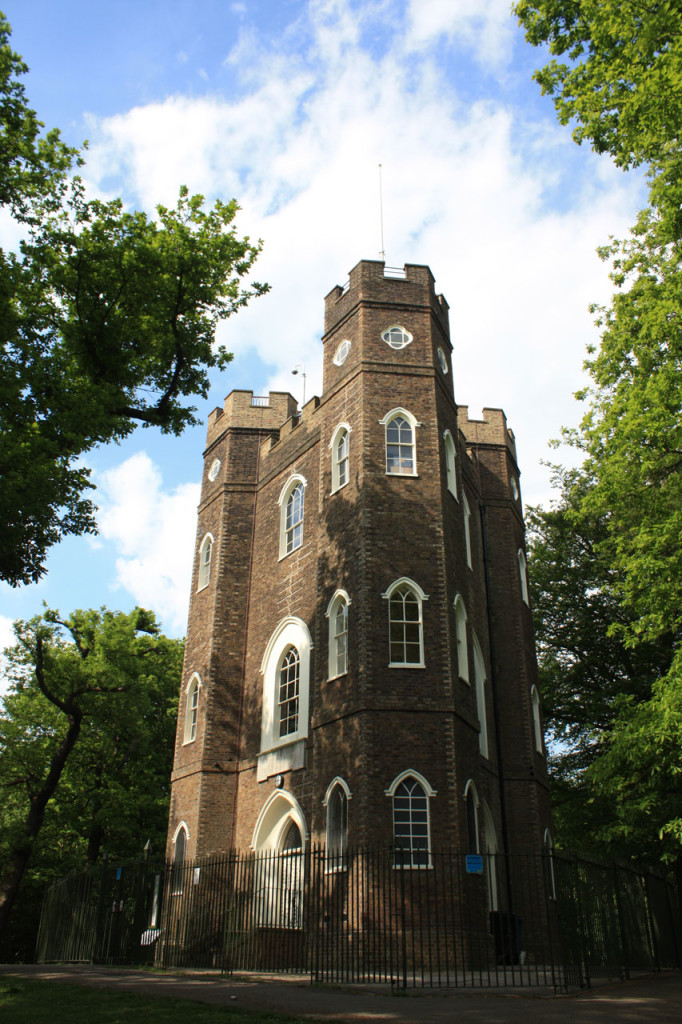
[379,408,421,476]
[323,778,351,868]
[325,589,350,679]
[252,789,309,852]
[329,422,352,494]
[183,673,201,744]
[463,492,472,568]
[381,324,413,350]
[197,533,214,591]
[386,770,436,869]
[443,430,458,499]
[518,548,529,605]
[172,822,189,894]
[382,577,429,668]
[531,685,543,754]
[454,594,469,682]
[472,633,489,758]
[277,474,307,558]
[260,617,312,754]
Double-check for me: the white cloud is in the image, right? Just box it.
[96,453,199,634]
[0,615,17,697]
[405,0,517,67]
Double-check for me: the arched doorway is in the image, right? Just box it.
[252,791,306,927]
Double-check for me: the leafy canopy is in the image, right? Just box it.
[0,15,267,586]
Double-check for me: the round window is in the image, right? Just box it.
[208,458,222,482]
[511,477,519,500]
[381,325,413,350]
[333,339,351,366]
[437,348,448,374]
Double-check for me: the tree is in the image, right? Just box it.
[0,607,183,948]
[0,16,267,585]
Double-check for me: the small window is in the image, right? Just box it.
[465,781,479,854]
[531,685,543,753]
[473,634,489,758]
[198,534,213,590]
[518,549,529,605]
[380,408,420,476]
[387,771,435,868]
[208,457,221,482]
[437,347,448,374]
[326,590,350,679]
[184,674,201,744]
[325,780,349,868]
[282,820,302,852]
[330,423,352,493]
[382,325,413,350]
[333,339,351,365]
[443,430,457,498]
[511,476,519,501]
[172,825,188,895]
[278,475,307,558]
[383,578,428,667]
[544,828,557,900]
[463,493,472,568]
[278,646,300,738]
[454,595,469,682]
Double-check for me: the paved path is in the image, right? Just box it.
[2,964,682,1023]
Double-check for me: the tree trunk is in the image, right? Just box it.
[0,710,82,941]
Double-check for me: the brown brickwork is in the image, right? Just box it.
[167,260,551,914]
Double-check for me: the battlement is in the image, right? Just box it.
[324,259,450,337]
[206,390,299,447]
[458,406,517,459]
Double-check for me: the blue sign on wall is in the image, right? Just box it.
[466,854,483,875]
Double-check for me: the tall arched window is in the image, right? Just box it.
[330,423,351,493]
[386,770,435,868]
[443,430,458,498]
[172,823,188,894]
[383,577,429,667]
[278,646,300,738]
[278,475,307,558]
[463,492,472,568]
[544,828,557,900]
[380,408,420,476]
[464,780,479,854]
[518,548,529,605]
[198,533,213,590]
[183,673,201,744]
[326,589,350,679]
[324,778,350,868]
[473,633,489,758]
[481,801,499,912]
[454,595,469,682]
[531,685,543,753]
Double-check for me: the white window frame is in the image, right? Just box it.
[379,407,421,477]
[323,777,351,870]
[386,769,436,869]
[278,474,307,559]
[518,548,529,605]
[381,324,413,350]
[464,780,480,854]
[437,347,449,374]
[382,577,429,668]
[183,672,201,744]
[472,633,489,758]
[463,492,472,568]
[325,589,350,680]
[531,684,543,753]
[329,422,352,494]
[260,617,312,754]
[333,338,351,365]
[443,430,458,499]
[197,533,214,591]
[454,594,469,682]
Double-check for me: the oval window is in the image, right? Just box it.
[437,348,448,374]
[333,339,351,366]
[381,325,413,350]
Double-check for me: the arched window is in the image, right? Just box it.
[463,492,472,568]
[481,801,499,912]
[454,595,469,682]
[330,423,351,493]
[324,778,350,868]
[518,548,529,605]
[386,770,435,868]
[183,673,201,744]
[443,430,458,498]
[198,533,213,590]
[473,633,489,758]
[464,780,479,854]
[259,617,312,760]
[326,589,350,679]
[379,408,420,476]
[544,828,557,900]
[278,646,300,738]
[531,685,543,753]
[172,824,188,894]
[278,475,307,558]
[383,578,428,667]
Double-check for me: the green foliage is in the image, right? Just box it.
[0,16,267,585]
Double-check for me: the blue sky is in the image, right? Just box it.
[0,0,646,662]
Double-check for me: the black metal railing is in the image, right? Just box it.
[35,847,680,991]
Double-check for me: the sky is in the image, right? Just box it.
[0,0,647,666]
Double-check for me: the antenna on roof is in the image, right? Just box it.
[378,163,386,261]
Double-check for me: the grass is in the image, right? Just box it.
[0,978,327,1024]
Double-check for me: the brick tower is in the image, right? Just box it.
[167,260,551,898]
